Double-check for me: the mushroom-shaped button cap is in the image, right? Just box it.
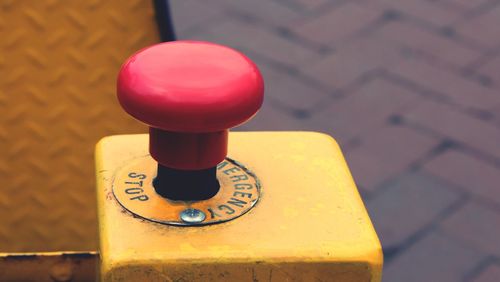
[117,41,264,170]
[117,41,264,133]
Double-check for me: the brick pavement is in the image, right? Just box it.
[170,0,500,281]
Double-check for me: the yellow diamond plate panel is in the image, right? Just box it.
[0,0,158,252]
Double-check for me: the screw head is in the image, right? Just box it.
[180,208,206,224]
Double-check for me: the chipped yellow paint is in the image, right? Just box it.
[96,132,383,281]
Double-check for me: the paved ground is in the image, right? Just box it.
[170,0,500,281]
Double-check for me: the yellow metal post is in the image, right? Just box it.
[96,132,383,281]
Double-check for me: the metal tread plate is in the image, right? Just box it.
[0,0,158,252]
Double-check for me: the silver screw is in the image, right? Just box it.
[180,208,206,224]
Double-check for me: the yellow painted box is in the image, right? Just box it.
[96,132,383,281]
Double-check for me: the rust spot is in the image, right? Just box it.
[50,260,73,282]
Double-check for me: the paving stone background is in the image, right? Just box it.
[169,0,500,281]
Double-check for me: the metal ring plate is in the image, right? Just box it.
[112,156,261,226]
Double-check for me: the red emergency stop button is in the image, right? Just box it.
[117,41,264,170]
